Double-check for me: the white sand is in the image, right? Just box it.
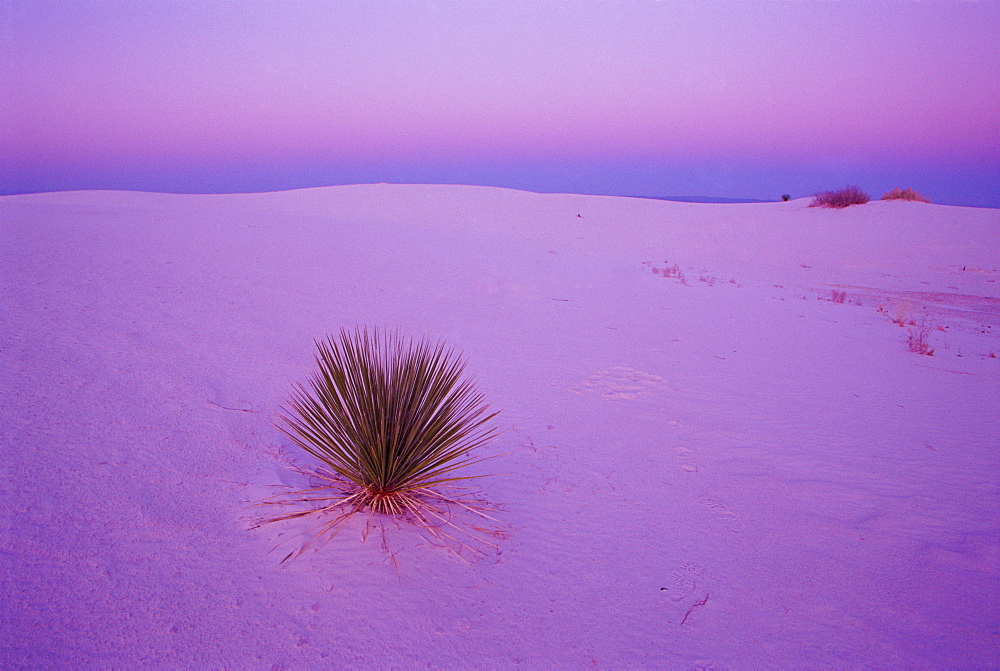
[2,184,998,667]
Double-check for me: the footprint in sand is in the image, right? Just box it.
[665,570,697,602]
[663,562,707,602]
[570,366,666,400]
[674,446,698,473]
[701,496,744,533]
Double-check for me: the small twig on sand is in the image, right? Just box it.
[208,400,258,413]
[680,593,710,625]
[914,363,973,375]
[510,424,536,452]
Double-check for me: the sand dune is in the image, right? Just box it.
[2,185,998,667]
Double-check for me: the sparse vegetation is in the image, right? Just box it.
[879,304,939,355]
[781,194,791,202]
[257,327,502,562]
[881,187,930,203]
[809,186,870,208]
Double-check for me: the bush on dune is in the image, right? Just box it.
[882,187,931,203]
[256,327,502,562]
[809,186,870,208]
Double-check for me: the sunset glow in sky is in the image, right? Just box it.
[3,1,999,206]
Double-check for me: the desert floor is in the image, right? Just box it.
[2,185,998,668]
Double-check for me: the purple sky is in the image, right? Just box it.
[3,1,999,206]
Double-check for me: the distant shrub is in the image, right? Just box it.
[809,186,870,208]
[781,194,791,201]
[881,187,930,203]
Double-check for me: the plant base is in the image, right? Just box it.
[252,466,506,565]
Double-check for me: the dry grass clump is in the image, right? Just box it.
[649,262,687,284]
[880,303,915,326]
[906,326,935,356]
[881,187,931,203]
[809,185,870,208]
[256,327,502,562]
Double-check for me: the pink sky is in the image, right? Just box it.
[3,1,999,205]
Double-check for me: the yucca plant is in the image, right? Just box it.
[257,327,502,561]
